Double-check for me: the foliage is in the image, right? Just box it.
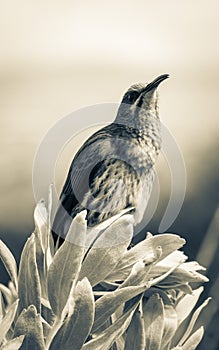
[0,190,210,350]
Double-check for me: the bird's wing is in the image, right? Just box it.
[61,123,141,196]
[62,125,114,197]
[82,156,140,226]
[52,124,141,239]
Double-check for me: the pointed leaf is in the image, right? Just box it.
[142,294,165,350]
[34,199,53,269]
[82,301,138,350]
[92,284,147,332]
[149,262,182,288]
[0,284,12,305]
[46,187,55,265]
[181,327,204,350]
[0,300,18,344]
[1,335,25,350]
[0,240,18,289]
[47,212,86,317]
[125,303,145,350]
[178,297,211,346]
[175,287,204,325]
[8,281,17,300]
[18,234,41,313]
[34,230,47,299]
[50,278,94,350]
[156,268,208,288]
[86,208,134,245]
[14,305,44,350]
[162,304,178,348]
[34,199,48,251]
[79,215,133,286]
[108,234,185,280]
[118,248,161,288]
[120,234,184,267]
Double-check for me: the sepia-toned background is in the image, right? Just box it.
[0,1,219,348]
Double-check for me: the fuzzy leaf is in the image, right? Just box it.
[50,278,94,350]
[156,268,208,288]
[78,215,133,286]
[86,208,134,244]
[34,199,48,251]
[92,284,146,332]
[1,335,25,350]
[0,300,19,344]
[124,303,145,350]
[13,305,44,350]
[47,212,86,317]
[0,240,18,289]
[149,262,182,289]
[121,234,184,267]
[34,230,47,299]
[178,297,211,346]
[118,248,161,288]
[108,234,185,280]
[8,281,17,300]
[181,326,204,350]
[142,294,165,350]
[162,303,178,349]
[34,199,53,269]
[175,287,204,325]
[82,300,138,350]
[18,234,41,313]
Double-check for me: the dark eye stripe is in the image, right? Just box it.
[127,91,139,103]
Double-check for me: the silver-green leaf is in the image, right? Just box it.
[108,234,185,280]
[0,240,18,290]
[49,278,94,350]
[78,215,133,286]
[47,212,86,318]
[83,301,138,350]
[124,303,145,350]
[1,335,25,350]
[178,297,211,346]
[13,305,44,350]
[0,299,19,344]
[143,293,165,350]
[181,326,204,350]
[93,284,146,333]
[18,234,41,313]
[162,303,178,349]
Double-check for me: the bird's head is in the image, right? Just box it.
[115,74,169,127]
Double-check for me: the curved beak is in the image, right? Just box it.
[141,74,169,94]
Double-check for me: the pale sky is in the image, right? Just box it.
[0,1,218,68]
[0,0,218,231]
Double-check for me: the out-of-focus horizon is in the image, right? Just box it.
[0,1,218,249]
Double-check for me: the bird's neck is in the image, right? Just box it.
[115,108,160,134]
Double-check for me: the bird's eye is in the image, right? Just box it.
[127,91,139,104]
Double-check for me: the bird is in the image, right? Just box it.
[52,74,169,244]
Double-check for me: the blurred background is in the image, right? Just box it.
[0,1,218,348]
